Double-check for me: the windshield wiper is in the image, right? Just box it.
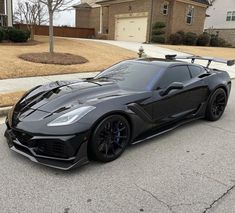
[86,79,103,86]
[95,76,121,81]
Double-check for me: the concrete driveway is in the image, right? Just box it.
[0,83,235,213]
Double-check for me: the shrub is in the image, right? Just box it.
[3,27,14,40]
[0,28,4,42]
[8,28,30,42]
[210,36,231,47]
[151,22,166,43]
[210,34,219,47]
[197,33,210,46]
[0,27,14,40]
[152,29,165,36]
[151,35,165,44]
[168,33,183,45]
[183,32,198,45]
[152,22,166,29]
[176,31,185,39]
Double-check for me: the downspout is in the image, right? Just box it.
[99,6,103,34]
[148,0,154,43]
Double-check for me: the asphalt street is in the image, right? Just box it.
[0,83,235,213]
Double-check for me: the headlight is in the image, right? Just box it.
[47,106,96,127]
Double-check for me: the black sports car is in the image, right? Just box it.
[4,56,233,170]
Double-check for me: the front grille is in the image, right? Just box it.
[9,128,74,159]
[35,140,68,158]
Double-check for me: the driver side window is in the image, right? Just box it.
[159,66,191,89]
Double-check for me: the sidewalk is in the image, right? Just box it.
[0,72,98,94]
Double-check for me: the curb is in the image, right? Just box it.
[0,106,11,117]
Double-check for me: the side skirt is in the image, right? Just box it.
[131,116,204,145]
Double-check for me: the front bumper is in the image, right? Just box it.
[4,124,89,170]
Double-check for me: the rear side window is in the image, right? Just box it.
[188,65,204,78]
[159,65,191,88]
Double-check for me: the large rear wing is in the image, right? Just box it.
[165,55,235,68]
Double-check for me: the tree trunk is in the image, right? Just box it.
[49,11,54,53]
[30,25,35,41]
[26,24,33,41]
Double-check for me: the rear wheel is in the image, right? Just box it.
[89,115,131,162]
[205,88,227,121]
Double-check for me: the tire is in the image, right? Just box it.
[205,88,227,121]
[89,115,131,162]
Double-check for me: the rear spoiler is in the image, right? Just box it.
[165,55,235,68]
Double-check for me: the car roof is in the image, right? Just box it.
[128,58,193,68]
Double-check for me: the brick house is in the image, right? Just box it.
[0,0,13,27]
[204,0,235,46]
[74,0,209,42]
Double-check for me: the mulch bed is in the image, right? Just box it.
[19,52,89,65]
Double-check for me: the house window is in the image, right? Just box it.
[226,11,235,21]
[0,15,4,27]
[186,6,194,25]
[0,15,6,27]
[161,1,169,16]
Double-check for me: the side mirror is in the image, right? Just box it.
[160,82,184,96]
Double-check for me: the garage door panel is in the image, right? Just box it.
[115,17,147,42]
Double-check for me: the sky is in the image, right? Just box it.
[12,0,80,27]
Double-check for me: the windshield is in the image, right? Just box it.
[94,61,162,91]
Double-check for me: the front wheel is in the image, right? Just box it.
[205,88,227,121]
[89,115,131,162]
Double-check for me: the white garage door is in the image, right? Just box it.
[115,17,148,42]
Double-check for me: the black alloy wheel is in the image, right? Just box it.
[206,88,227,121]
[90,115,131,162]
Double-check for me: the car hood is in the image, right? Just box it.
[14,79,135,115]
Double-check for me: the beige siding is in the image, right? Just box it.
[205,0,235,29]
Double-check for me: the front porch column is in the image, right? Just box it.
[6,0,13,27]
[99,6,103,34]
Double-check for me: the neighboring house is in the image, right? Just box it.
[74,0,209,43]
[204,0,235,46]
[0,0,13,27]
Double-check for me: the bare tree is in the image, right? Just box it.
[14,0,48,40]
[208,0,216,5]
[38,0,74,53]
